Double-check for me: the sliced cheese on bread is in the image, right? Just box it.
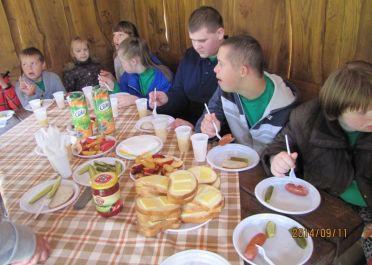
[137,217,181,237]
[188,166,217,184]
[181,210,221,224]
[167,170,197,201]
[137,210,180,223]
[192,184,223,210]
[49,185,74,208]
[135,174,169,197]
[135,196,181,217]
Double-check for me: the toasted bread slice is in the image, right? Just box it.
[167,170,197,201]
[192,184,223,210]
[135,175,169,197]
[211,176,221,189]
[137,217,181,237]
[140,121,153,130]
[49,185,74,208]
[188,166,217,184]
[136,210,181,223]
[182,198,224,213]
[221,159,248,169]
[167,190,196,204]
[135,196,181,217]
[181,210,221,224]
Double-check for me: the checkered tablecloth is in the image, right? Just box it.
[0,102,243,265]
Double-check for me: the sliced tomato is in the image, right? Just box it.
[100,140,115,152]
[85,137,96,144]
[285,183,309,196]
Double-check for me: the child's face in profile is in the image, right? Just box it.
[71,41,89,62]
[120,56,137,73]
[214,46,240,93]
[20,55,45,81]
[340,107,372,132]
[113,31,130,50]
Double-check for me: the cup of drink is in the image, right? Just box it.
[190,133,209,162]
[82,86,94,109]
[29,99,41,111]
[152,117,168,142]
[135,98,148,118]
[53,91,65,109]
[33,107,48,127]
[109,95,119,118]
[175,125,192,152]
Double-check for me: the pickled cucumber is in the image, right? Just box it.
[265,221,276,238]
[289,227,307,249]
[230,156,249,163]
[29,184,53,204]
[115,161,122,177]
[47,176,61,199]
[264,185,274,203]
[78,164,90,175]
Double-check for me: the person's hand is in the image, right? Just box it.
[200,113,221,138]
[19,77,36,96]
[117,94,139,107]
[12,235,50,265]
[270,151,298,177]
[169,118,194,130]
[99,70,116,82]
[97,74,114,90]
[148,91,168,108]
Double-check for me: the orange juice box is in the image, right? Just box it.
[67,92,92,139]
[92,87,115,135]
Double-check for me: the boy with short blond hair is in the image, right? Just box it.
[15,47,65,108]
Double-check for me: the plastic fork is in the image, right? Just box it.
[285,134,296,178]
[152,88,157,115]
[204,103,222,140]
[255,245,275,265]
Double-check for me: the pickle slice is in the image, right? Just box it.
[289,227,307,249]
[29,184,53,204]
[230,156,249,163]
[266,221,276,238]
[264,185,274,203]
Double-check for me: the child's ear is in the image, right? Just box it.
[216,27,225,41]
[240,64,249,77]
[42,61,46,70]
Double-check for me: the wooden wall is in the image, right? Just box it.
[1,0,371,101]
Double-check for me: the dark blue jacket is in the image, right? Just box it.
[158,48,218,125]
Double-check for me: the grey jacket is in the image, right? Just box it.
[195,72,297,154]
[15,71,65,108]
[0,221,36,265]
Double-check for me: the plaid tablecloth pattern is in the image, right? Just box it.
[0,103,243,265]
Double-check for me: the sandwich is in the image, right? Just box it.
[137,217,181,237]
[167,170,198,204]
[135,196,181,217]
[188,166,217,185]
[135,175,169,197]
[49,185,74,208]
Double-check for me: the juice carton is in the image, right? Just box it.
[92,87,115,135]
[67,91,92,139]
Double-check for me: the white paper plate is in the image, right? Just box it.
[116,135,163,160]
[0,110,15,121]
[254,177,321,215]
[206,144,259,172]
[74,135,117,159]
[233,213,313,265]
[20,179,79,214]
[24,99,54,111]
[166,219,211,233]
[161,249,230,265]
[72,157,126,186]
[135,114,175,133]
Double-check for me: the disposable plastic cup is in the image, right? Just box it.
[109,95,118,118]
[29,99,41,111]
[48,152,72,178]
[135,98,148,118]
[82,86,94,109]
[33,107,48,127]
[191,133,209,162]
[175,125,192,152]
[53,91,65,109]
[152,117,168,142]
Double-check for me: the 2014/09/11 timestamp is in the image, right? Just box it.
[291,228,348,238]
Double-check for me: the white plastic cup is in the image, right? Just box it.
[109,95,118,118]
[152,117,168,142]
[48,153,72,178]
[191,133,209,162]
[53,91,65,109]
[135,98,148,118]
[33,107,48,127]
[175,125,192,152]
[29,99,41,111]
[82,86,94,109]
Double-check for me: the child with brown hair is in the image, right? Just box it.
[63,37,103,92]
[0,71,21,111]
[262,61,372,263]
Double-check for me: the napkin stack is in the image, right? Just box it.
[34,126,72,178]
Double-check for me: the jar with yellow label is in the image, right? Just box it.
[91,172,123,217]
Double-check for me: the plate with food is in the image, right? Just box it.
[20,179,79,214]
[73,157,126,186]
[135,114,175,133]
[24,99,54,111]
[160,249,230,265]
[116,135,163,160]
[254,177,321,215]
[233,213,313,265]
[72,135,116,158]
[166,219,212,233]
[129,153,184,180]
[0,110,15,121]
[206,143,259,172]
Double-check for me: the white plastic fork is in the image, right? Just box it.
[285,134,297,178]
[152,88,157,115]
[204,103,222,140]
[255,245,275,265]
